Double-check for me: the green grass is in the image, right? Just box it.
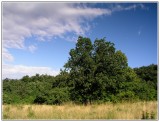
[2,101,158,120]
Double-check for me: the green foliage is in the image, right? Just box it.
[3,74,60,104]
[3,36,157,105]
[33,94,47,104]
[134,64,157,100]
[134,64,157,83]
[3,93,21,104]
[33,88,70,105]
[46,88,70,105]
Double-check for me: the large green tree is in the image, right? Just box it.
[64,37,134,104]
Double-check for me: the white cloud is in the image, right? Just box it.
[2,48,14,62]
[28,45,37,53]
[2,2,110,50]
[111,3,148,12]
[2,64,60,79]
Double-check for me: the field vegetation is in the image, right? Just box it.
[3,101,158,120]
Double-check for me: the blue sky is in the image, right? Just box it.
[2,2,157,79]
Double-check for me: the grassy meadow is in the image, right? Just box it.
[2,101,158,120]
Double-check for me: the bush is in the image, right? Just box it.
[3,93,21,104]
[116,91,135,101]
[46,88,70,105]
[34,88,70,105]
[34,94,47,104]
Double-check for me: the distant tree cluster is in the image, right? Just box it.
[3,36,157,105]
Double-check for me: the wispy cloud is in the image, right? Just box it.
[2,64,60,79]
[28,45,37,53]
[2,48,14,62]
[110,3,148,12]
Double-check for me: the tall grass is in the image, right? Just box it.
[2,101,158,120]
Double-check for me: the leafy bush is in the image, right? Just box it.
[33,94,47,104]
[34,88,70,105]
[46,88,70,105]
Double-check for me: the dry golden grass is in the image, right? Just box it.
[2,101,158,120]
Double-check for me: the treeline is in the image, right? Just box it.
[3,36,157,105]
